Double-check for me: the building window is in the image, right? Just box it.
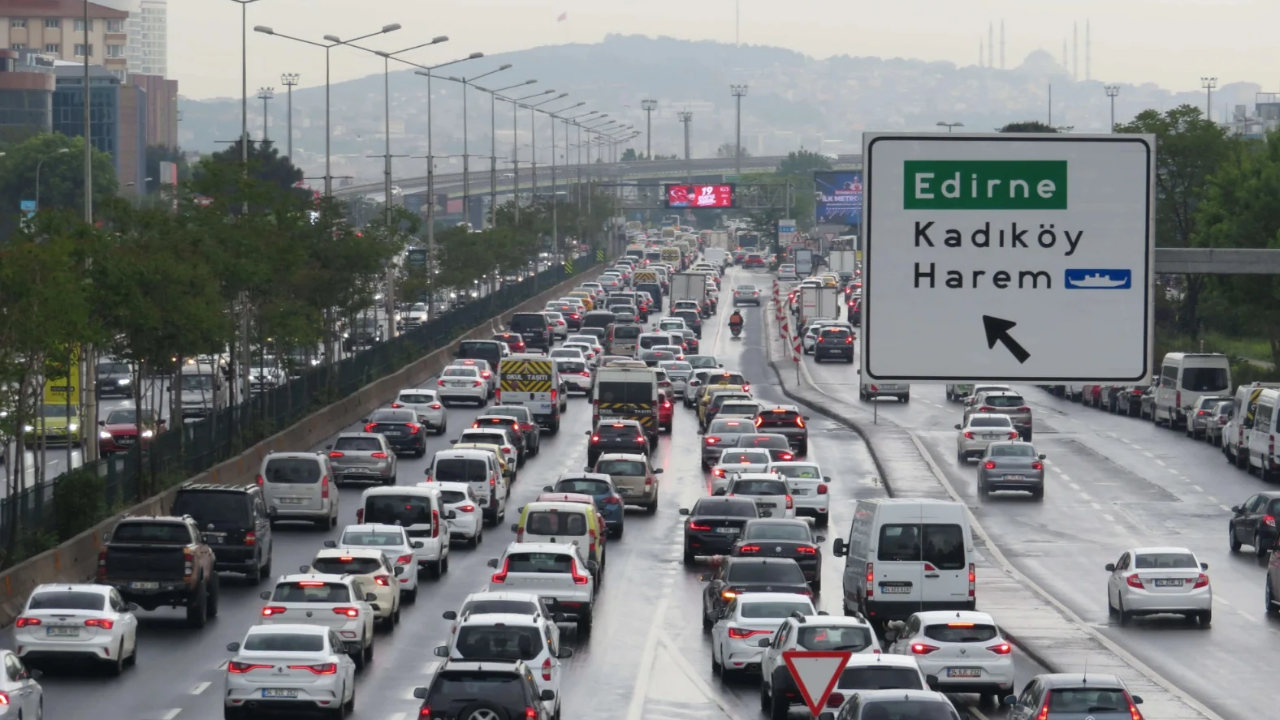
[106,19,124,33]
[110,69,126,81]
[75,44,93,57]
[106,44,124,58]
[11,19,26,29]
[45,44,60,54]
[10,44,24,51]
[74,19,93,32]
[45,18,60,29]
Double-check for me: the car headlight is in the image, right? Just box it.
[67,423,79,432]
[118,377,131,385]
[141,430,154,438]
[99,430,112,440]
[23,425,33,432]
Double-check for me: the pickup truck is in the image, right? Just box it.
[97,515,219,627]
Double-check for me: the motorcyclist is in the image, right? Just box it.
[728,309,744,334]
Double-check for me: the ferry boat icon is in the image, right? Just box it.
[1064,269,1131,290]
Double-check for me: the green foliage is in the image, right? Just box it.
[0,133,117,237]
[998,121,1058,133]
[199,139,304,194]
[144,144,192,194]
[53,468,107,541]
[717,142,751,158]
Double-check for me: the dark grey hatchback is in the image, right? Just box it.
[363,408,427,457]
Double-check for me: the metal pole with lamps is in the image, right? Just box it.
[257,87,274,141]
[227,0,261,167]
[499,89,552,219]
[539,100,584,268]
[1201,77,1217,122]
[641,99,657,160]
[678,111,693,182]
[446,64,512,228]
[730,84,748,176]
[477,79,536,227]
[1105,85,1120,131]
[81,0,100,459]
[280,73,299,160]
[523,93,568,203]
[936,121,963,133]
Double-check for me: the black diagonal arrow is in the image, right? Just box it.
[982,315,1031,364]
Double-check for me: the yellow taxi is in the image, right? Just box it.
[568,291,595,311]
[512,499,608,568]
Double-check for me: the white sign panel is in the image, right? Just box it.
[861,133,1154,383]
[778,219,798,246]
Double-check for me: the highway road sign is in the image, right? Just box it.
[782,650,851,716]
[861,132,1155,383]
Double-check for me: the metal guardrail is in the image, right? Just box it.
[1154,248,1280,274]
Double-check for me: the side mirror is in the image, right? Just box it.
[299,565,311,573]
[803,416,810,420]
[557,647,574,659]
[818,714,835,720]
[540,689,556,703]
[510,524,519,533]
[486,558,500,568]
[713,488,726,496]
[761,510,773,518]
[259,591,272,600]
[1105,563,1116,572]
[815,535,826,543]
[324,444,333,450]
[1232,505,1243,514]
[698,573,712,582]
[227,642,241,652]
[323,540,337,548]
[553,612,567,623]
[543,485,555,492]
[412,541,425,549]
[360,419,369,424]
[1132,695,1143,705]
[412,687,428,700]
[1200,562,1209,570]
[954,424,962,430]
[365,592,378,602]
[832,538,847,557]
[654,468,664,474]
[445,511,457,520]
[925,674,939,690]
[443,610,457,620]
[394,566,404,576]
[678,508,690,516]
[449,439,458,444]
[823,476,832,483]
[1002,695,1018,706]
[127,602,140,612]
[586,560,599,574]
[1038,454,1047,460]
[433,645,449,658]
[584,431,592,436]
[98,420,106,426]
[756,638,771,648]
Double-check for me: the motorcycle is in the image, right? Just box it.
[730,323,743,340]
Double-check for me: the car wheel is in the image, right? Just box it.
[361,635,374,667]
[1256,532,1269,558]
[1199,610,1212,626]
[1267,579,1279,616]
[1230,524,1242,553]
[223,705,242,720]
[577,608,593,636]
[683,546,695,565]
[343,681,356,716]
[1031,485,1044,500]
[107,640,125,676]
[978,477,988,497]
[186,580,209,628]
[1118,597,1131,626]
[710,643,721,674]
[1107,588,1116,616]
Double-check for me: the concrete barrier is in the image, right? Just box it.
[0,269,595,627]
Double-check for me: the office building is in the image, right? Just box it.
[130,71,175,148]
[1,1,130,80]
[0,48,55,144]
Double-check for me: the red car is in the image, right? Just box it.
[743,253,766,268]
[98,408,165,455]
[492,332,526,353]
[658,390,675,434]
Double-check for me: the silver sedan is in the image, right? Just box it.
[326,432,397,486]
[976,441,1045,499]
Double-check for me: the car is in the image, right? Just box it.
[427,481,485,547]
[549,347,587,365]
[223,624,357,719]
[390,388,448,434]
[685,355,720,371]
[258,574,378,668]
[754,405,809,455]
[732,518,825,588]
[509,312,554,351]
[543,311,570,339]
[456,339,509,368]
[473,415,533,465]
[437,612,573,718]
[813,654,930,716]
[732,284,763,306]
[640,349,676,368]
[814,326,855,363]
[1113,384,1147,417]
[258,451,339,529]
[700,389,751,428]
[449,358,498,398]
[743,253,766,268]
[442,591,564,650]
[563,339,602,361]
[653,344,685,361]
[555,357,593,394]
[27,403,82,447]
[659,361,693,397]
[885,610,1015,705]
[328,523,427,598]
[544,472,627,538]
[976,441,1046,498]
[96,407,165,456]
[1105,546,1212,625]
[1206,399,1233,446]
[547,302,583,330]
[1228,491,1280,556]
[693,371,750,406]
[1187,394,1231,440]
[512,499,608,570]
[325,432,397,486]
[965,390,1033,441]
[672,309,703,338]
[492,332,528,354]
[484,404,544,456]
[657,388,675,432]
[95,358,135,398]
[586,419,649,465]
[859,380,910,403]
[15,584,139,674]
[777,263,799,281]
[955,413,1018,462]
[719,472,795,519]
[411,659,556,720]
[427,449,508,526]
[711,592,816,681]
[770,461,831,527]
[488,542,598,634]
[698,419,761,464]
[710,449,774,491]
[361,407,427,457]
[700,557,812,630]
[712,398,763,425]
[678,328,700,354]
[802,321,850,352]
[736,433,797,463]
[822,689,963,720]
[590,452,661,514]
[681,496,762,564]
[759,613,880,718]
[249,355,285,393]
[1005,672,1146,720]
[305,547,402,629]
[171,482,274,579]
[402,302,429,329]
[436,365,489,407]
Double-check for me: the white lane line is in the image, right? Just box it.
[1220,504,1233,512]
[1103,514,1116,522]
[1122,439,1135,445]
[191,682,210,695]
[160,710,182,720]
[1144,451,1154,458]
[1168,468,1181,475]
[625,591,672,720]
[1069,482,1081,490]
[1079,492,1092,501]
[385,714,407,720]
[1059,473,1071,482]
[1193,485,1204,492]
[1208,496,1218,503]
[1155,458,1166,466]
[1091,502,1102,510]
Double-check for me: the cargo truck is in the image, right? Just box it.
[799,286,841,327]
[671,272,708,308]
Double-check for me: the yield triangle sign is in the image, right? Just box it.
[782,650,851,716]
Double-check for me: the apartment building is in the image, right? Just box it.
[1,0,130,80]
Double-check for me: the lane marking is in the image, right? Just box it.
[1220,504,1233,512]
[1059,473,1071,481]
[1155,458,1166,466]
[624,591,671,720]
[1091,502,1102,510]
[1168,468,1180,475]
[160,710,181,720]
[1069,483,1081,491]
[386,714,407,720]
[1103,513,1115,522]
[1078,492,1092,501]
[1193,485,1203,492]
[191,682,210,695]
[1208,496,1217,503]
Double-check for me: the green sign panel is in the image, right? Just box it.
[564,259,574,275]
[407,248,428,267]
[596,249,605,262]
[903,160,1067,210]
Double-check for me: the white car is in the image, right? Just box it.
[15,584,139,674]
[456,428,520,470]
[719,473,795,518]
[258,574,378,669]
[437,612,574,719]
[659,361,693,397]
[436,365,488,406]
[777,263,799,281]
[770,461,832,527]
[329,523,428,594]
[711,592,815,681]
[562,341,600,363]
[886,610,1016,704]
[448,358,497,398]
[403,302,429,329]
[955,413,1018,462]
[224,624,357,717]
[306,547,402,629]
[549,347,587,364]
[710,448,774,492]
[442,591,564,652]
[824,654,931,712]
[655,318,687,336]
[1105,546,1213,625]
[392,388,448,435]
[759,613,879,716]
[488,542,597,634]
[0,649,41,718]
[732,284,763,306]
[556,358,593,394]
[543,311,570,339]
[430,481,484,547]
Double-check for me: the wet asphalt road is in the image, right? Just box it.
[802,294,1272,720]
[9,269,1045,720]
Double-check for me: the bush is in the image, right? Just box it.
[53,468,107,541]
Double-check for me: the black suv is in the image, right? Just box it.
[814,326,855,364]
[413,660,555,720]
[170,483,273,579]
[456,340,505,368]
[755,405,810,455]
[510,312,552,351]
[96,359,134,398]
[672,309,703,339]
[699,556,811,629]
[679,496,761,564]
[587,419,649,465]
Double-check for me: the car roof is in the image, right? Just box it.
[596,453,647,463]
[731,472,784,481]
[438,660,528,675]
[1034,672,1128,689]
[266,452,323,461]
[536,493,597,505]
[245,623,328,636]
[854,689,951,704]
[745,518,810,529]
[423,481,472,493]
[342,523,407,534]
[912,610,997,624]
[463,590,541,603]
[335,432,385,439]
[32,583,110,596]
[313,547,384,560]
[787,614,872,628]
[556,472,614,483]
[524,501,593,513]
[978,390,1023,398]
[434,449,492,460]
[276,573,353,585]
[505,542,577,555]
[843,654,923,669]
[735,591,813,604]
[457,612,542,628]
[966,413,1013,421]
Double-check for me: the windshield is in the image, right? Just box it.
[28,591,105,611]
[726,562,805,583]
[271,582,351,603]
[924,623,999,643]
[839,666,926,690]
[434,458,489,482]
[709,420,751,434]
[858,701,955,720]
[430,673,526,706]
[171,492,248,524]
[444,367,479,378]
[687,356,717,368]
[340,530,406,547]
[1182,367,1229,392]
[732,479,788,495]
[363,496,433,526]
[797,626,874,652]
[744,524,810,542]
[555,478,612,495]
[982,395,1025,408]
[333,436,383,452]
[98,362,131,374]
[113,522,190,543]
[1048,689,1131,713]
[773,465,821,480]
[740,601,812,618]
[264,458,321,484]
[39,404,77,419]
[399,393,437,404]
[523,510,588,536]
[719,450,771,464]
[244,633,325,652]
[311,556,383,575]
[179,374,213,391]
[595,459,646,476]
[105,409,146,425]
[877,524,966,570]
[506,552,575,573]
[462,598,538,616]
[969,416,1012,428]
[454,625,544,661]
[990,444,1035,457]
[557,361,587,373]
[597,381,654,404]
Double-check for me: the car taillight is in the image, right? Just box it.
[97,550,107,580]
[395,554,414,565]
[712,468,725,477]
[1035,698,1051,720]
[984,460,996,469]
[15,617,40,628]
[826,692,844,709]
[437,379,445,387]
[706,436,721,444]
[332,607,359,618]
[492,559,510,585]
[229,661,272,673]
[969,562,976,599]
[590,434,600,443]
[328,451,344,458]
[391,402,403,408]
[727,627,771,639]
[1197,409,1207,416]
[1126,574,1144,588]
[364,423,377,432]
[356,508,365,522]
[1008,431,1020,440]
[433,509,441,538]
[482,371,492,378]
[1030,461,1043,471]
[261,606,287,616]
[375,575,392,586]
[689,521,711,531]
[184,548,195,577]
[1193,573,1209,589]
[963,431,975,440]
[721,589,738,600]
[457,504,475,513]
[796,546,817,554]
[407,423,422,434]
[572,560,590,585]
[429,403,443,409]
[369,451,388,459]
[910,643,939,655]
[290,663,338,674]
[524,708,538,720]
[1267,515,1277,527]
[635,435,645,443]
[785,495,794,509]
[1126,694,1144,720]
[321,476,330,499]
[845,337,853,344]
[979,406,992,413]
[255,474,264,487]
[816,484,829,496]
[244,530,257,547]
[987,642,1011,654]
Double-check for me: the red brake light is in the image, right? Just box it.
[571,560,590,585]
[1008,431,1019,440]
[785,495,794,509]
[429,403,443,410]
[720,589,738,600]
[910,643,939,655]
[437,379,445,387]
[370,451,388,459]
[706,436,721,444]
[542,656,553,682]
[255,474,265,487]
[589,434,600,443]
[85,618,114,629]
[332,607,360,618]
[374,575,391,586]
[636,435,645,443]
[482,371,492,378]
[433,509,441,538]
[727,627,772,639]
[817,484,828,495]
[525,707,538,720]
[321,476,330,499]
[15,617,40,628]
[406,423,421,434]
[963,431,974,439]
[1035,697,1051,720]
[1126,574,1144,589]
[261,606,287,616]
[1193,573,1209,589]
[290,663,338,675]
[1031,461,1043,470]
[457,504,476,513]
[391,402,403,408]
[984,460,996,469]
[396,554,413,565]
[778,452,794,461]
[987,642,1012,655]
[364,423,377,432]
[492,558,510,583]
[826,693,845,709]
[1267,515,1277,527]
[689,522,711,531]
[739,544,761,553]
[328,451,344,458]
[1127,695,1144,720]
[228,661,272,674]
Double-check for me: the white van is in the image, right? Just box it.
[831,499,975,622]
[354,485,452,577]
[426,449,507,526]
[1153,352,1231,429]
[1246,388,1280,480]
[258,451,338,529]
[1224,383,1280,468]
[175,361,228,421]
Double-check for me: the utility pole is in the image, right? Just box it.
[1104,85,1120,132]
[1201,77,1217,122]
[257,87,274,141]
[281,73,299,160]
[730,85,748,176]
[81,0,97,461]
[678,111,692,183]
[641,99,657,160]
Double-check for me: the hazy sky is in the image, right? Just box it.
[177,0,1274,100]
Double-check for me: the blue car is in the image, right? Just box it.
[543,472,626,538]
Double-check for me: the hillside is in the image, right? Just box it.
[176,34,1261,186]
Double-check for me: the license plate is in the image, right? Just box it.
[758,502,777,508]
[791,489,810,496]
[1002,475,1026,481]
[617,487,633,495]
[983,434,999,440]
[279,498,306,505]
[46,626,79,637]
[129,581,160,590]
[345,467,371,473]
[1154,579,1183,587]
[947,668,982,678]
[262,689,299,699]
[451,382,469,387]
[118,437,134,445]
[879,583,911,594]
[714,527,740,534]
[205,535,225,544]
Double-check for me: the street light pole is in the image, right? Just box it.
[280,73,299,160]
[448,64,511,229]
[678,111,693,182]
[730,84,748,175]
[257,87,274,141]
[1201,77,1217,122]
[478,79,535,228]
[500,89,551,220]
[1104,85,1120,132]
[524,93,568,205]
[641,99,657,160]
[935,121,963,133]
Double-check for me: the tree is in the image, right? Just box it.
[200,139,303,194]
[0,133,117,238]
[621,148,638,162]
[998,121,1058,133]
[717,142,751,159]
[1116,105,1234,337]
[144,144,192,194]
